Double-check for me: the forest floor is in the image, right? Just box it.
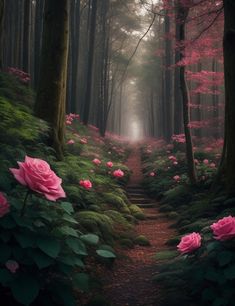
[101,146,176,306]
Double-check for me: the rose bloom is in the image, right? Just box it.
[211,216,235,241]
[173,175,180,182]
[149,172,155,177]
[210,163,216,168]
[93,158,101,165]
[10,156,66,201]
[203,159,209,165]
[177,232,201,254]
[173,161,178,165]
[67,139,75,145]
[0,192,10,217]
[106,161,113,168]
[80,179,92,189]
[5,260,19,273]
[169,155,177,161]
[113,169,124,178]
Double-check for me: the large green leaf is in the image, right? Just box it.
[66,238,87,255]
[32,250,54,269]
[14,232,36,248]
[73,273,90,292]
[80,234,99,245]
[96,249,116,258]
[0,268,14,284]
[10,273,40,306]
[37,236,61,258]
[61,202,74,214]
[58,226,79,238]
[62,214,78,224]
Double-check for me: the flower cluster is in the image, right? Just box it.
[177,215,235,254]
[113,169,124,178]
[7,67,30,83]
[92,158,101,165]
[65,113,80,125]
[172,134,186,144]
[79,179,92,190]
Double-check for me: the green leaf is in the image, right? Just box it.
[37,236,61,258]
[80,234,99,245]
[14,232,36,248]
[66,238,87,255]
[58,255,84,268]
[154,250,178,261]
[217,251,233,267]
[32,251,54,269]
[61,202,74,214]
[10,273,40,306]
[0,243,11,262]
[96,249,116,258]
[51,282,76,306]
[0,268,14,284]
[59,226,79,238]
[224,264,235,280]
[206,241,220,252]
[62,214,78,224]
[73,273,90,292]
[0,215,16,229]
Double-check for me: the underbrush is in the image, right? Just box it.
[141,139,235,306]
[0,72,138,305]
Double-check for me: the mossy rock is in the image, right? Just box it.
[129,204,143,214]
[77,211,114,243]
[134,235,151,246]
[103,192,130,213]
[105,210,132,229]
[167,212,179,219]
[89,205,102,212]
[124,214,137,224]
[120,238,135,248]
[166,236,181,246]
[133,212,146,220]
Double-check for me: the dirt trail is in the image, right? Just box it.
[102,147,176,306]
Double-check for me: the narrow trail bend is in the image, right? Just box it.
[102,147,176,306]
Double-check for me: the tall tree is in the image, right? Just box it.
[0,0,4,69]
[23,0,30,72]
[34,0,69,159]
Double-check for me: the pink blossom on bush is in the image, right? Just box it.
[177,232,201,254]
[169,155,177,162]
[106,161,113,168]
[211,216,235,241]
[5,260,19,273]
[194,159,199,165]
[210,162,216,168]
[0,193,10,217]
[92,158,101,165]
[9,156,66,201]
[173,161,178,165]
[173,175,180,182]
[79,180,92,189]
[203,159,209,165]
[80,138,87,144]
[113,169,124,178]
[149,172,155,177]
[67,139,75,145]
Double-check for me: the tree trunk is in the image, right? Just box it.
[23,0,30,72]
[0,0,4,69]
[178,2,197,185]
[34,0,69,160]
[83,0,98,125]
[223,0,235,194]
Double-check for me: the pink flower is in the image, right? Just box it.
[149,172,155,177]
[210,163,216,168]
[113,169,124,178]
[80,138,87,144]
[0,193,10,217]
[9,156,66,201]
[177,232,201,254]
[67,139,75,145]
[173,175,180,182]
[194,159,199,165]
[106,161,113,168]
[5,260,19,273]
[169,155,177,162]
[211,216,235,241]
[173,161,178,165]
[203,159,209,165]
[80,180,92,189]
[92,158,101,165]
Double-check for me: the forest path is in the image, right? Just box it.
[102,146,176,306]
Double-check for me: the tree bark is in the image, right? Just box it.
[177,2,197,185]
[34,0,69,160]
[0,0,4,69]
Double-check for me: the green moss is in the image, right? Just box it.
[104,210,132,229]
[119,238,135,248]
[134,235,151,246]
[133,212,146,220]
[154,250,178,261]
[103,192,130,213]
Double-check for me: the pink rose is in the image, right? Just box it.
[169,155,177,162]
[211,216,235,241]
[113,169,124,178]
[173,175,180,182]
[5,260,19,273]
[80,180,92,189]
[149,172,155,177]
[203,159,209,165]
[67,139,75,144]
[0,193,10,217]
[210,163,216,168]
[106,161,113,168]
[93,158,101,165]
[9,156,66,201]
[177,232,201,254]
[173,161,178,165]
